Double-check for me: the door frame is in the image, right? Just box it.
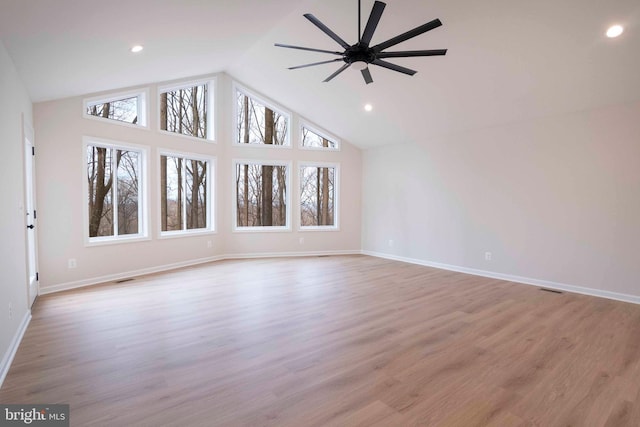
[23,116,39,307]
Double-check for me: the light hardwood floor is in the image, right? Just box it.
[1,255,640,426]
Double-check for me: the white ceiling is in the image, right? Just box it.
[1,0,638,148]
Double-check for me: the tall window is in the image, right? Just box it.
[160,153,213,234]
[300,164,338,229]
[85,140,147,242]
[301,124,339,150]
[159,80,214,140]
[235,88,289,146]
[235,161,289,229]
[84,90,147,127]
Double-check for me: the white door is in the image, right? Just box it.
[24,121,39,307]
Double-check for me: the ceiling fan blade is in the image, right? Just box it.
[323,63,350,82]
[371,59,417,76]
[289,58,344,70]
[377,49,447,58]
[361,67,373,84]
[360,1,386,47]
[372,18,442,52]
[275,43,343,56]
[304,14,351,49]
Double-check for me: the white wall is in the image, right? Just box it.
[362,101,640,299]
[0,42,33,381]
[34,73,361,292]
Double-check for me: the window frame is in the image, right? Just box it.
[157,77,216,143]
[83,88,149,129]
[82,136,150,246]
[157,149,216,239]
[232,82,292,149]
[298,161,340,231]
[299,120,341,151]
[232,158,292,232]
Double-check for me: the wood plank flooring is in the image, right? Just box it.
[1,255,640,426]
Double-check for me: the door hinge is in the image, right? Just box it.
[36,272,39,281]
[34,210,37,219]
[32,146,35,156]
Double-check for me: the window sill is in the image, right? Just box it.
[299,226,340,232]
[85,234,151,247]
[159,229,216,239]
[233,226,291,233]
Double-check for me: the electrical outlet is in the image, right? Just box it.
[68,258,77,269]
[8,302,12,319]
[299,237,305,245]
[485,252,492,261]
[207,240,212,248]
[388,239,394,248]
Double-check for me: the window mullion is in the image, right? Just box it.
[137,155,143,235]
[112,149,119,236]
[181,159,187,231]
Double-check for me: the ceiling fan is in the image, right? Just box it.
[275,0,447,84]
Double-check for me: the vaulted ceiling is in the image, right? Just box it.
[1,0,638,148]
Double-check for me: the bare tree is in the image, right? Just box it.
[300,164,335,227]
[235,92,289,227]
[88,98,138,124]
[88,141,140,236]
[160,93,168,131]
[321,138,330,224]
[161,155,168,230]
[262,108,274,226]
[186,159,207,229]
[236,163,242,226]
[276,166,286,225]
[243,95,250,224]
[88,146,113,237]
[161,85,207,138]
[116,151,139,235]
[176,157,183,228]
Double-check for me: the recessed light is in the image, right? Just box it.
[364,104,373,112]
[606,25,623,38]
[130,45,144,53]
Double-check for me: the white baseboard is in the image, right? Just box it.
[39,249,638,305]
[39,251,361,295]
[362,250,640,305]
[224,249,361,260]
[0,310,31,389]
[39,255,224,295]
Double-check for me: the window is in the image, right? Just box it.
[235,86,290,146]
[84,90,148,127]
[301,123,339,150]
[300,163,338,229]
[160,152,214,235]
[85,138,148,243]
[159,79,214,141]
[234,160,290,230]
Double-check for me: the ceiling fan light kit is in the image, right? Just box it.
[276,0,447,84]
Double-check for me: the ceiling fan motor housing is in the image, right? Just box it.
[345,45,377,64]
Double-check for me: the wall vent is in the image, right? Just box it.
[539,288,563,294]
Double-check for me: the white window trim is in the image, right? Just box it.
[83,88,149,129]
[232,158,292,232]
[298,161,340,231]
[232,82,292,149]
[157,77,217,143]
[299,120,341,151]
[157,149,216,238]
[82,136,150,246]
